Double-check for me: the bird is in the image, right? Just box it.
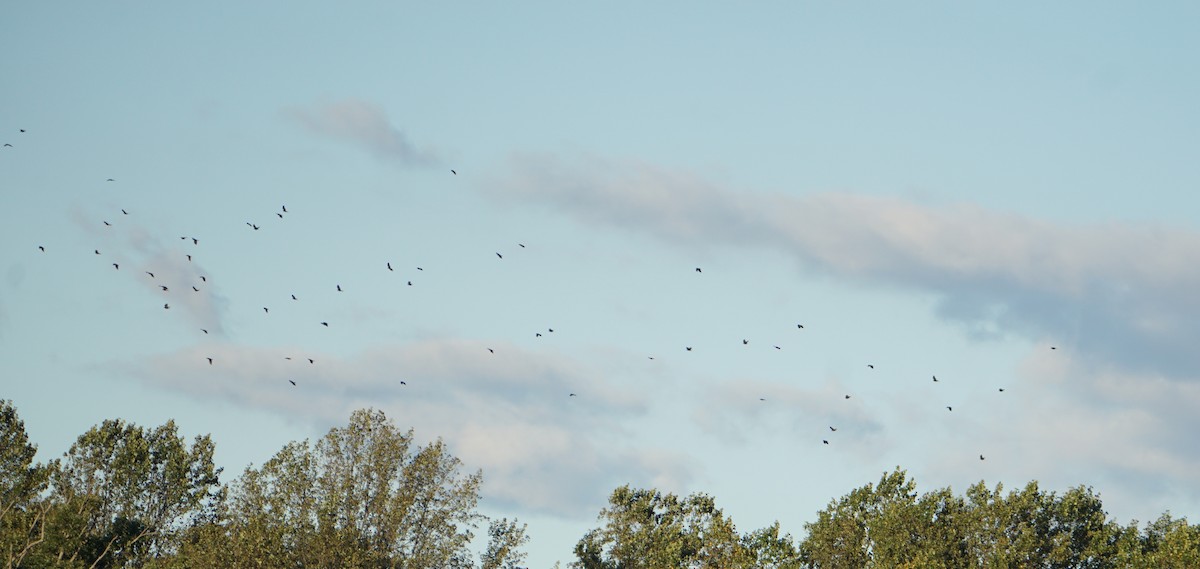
[38,246,44,252]
[276,213,283,219]
[201,329,208,334]
[451,169,457,175]
[823,440,830,445]
[387,262,393,271]
[2,143,11,148]
[759,398,766,401]
[307,358,313,364]
[164,303,170,309]
[192,286,199,292]
[867,364,874,369]
[407,281,412,286]
[186,255,192,261]
[19,129,24,133]
[106,178,114,182]
[160,286,168,291]
[518,243,526,248]
[400,381,406,385]
[291,294,297,300]
[289,380,296,386]
[146,272,155,278]
[695,267,702,273]
[488,348,494,353]
[743,339,749,345]
[192,238,198,245]
[536,333,542,337]
[207,358,213,365]
[829,426,837,432]
[103,221,111,226]
[263,307,269,313]
[686,346,693,351]
[947,406,953,411]
[113,263,119,269]
[844,395,851,399]
[336,285,342,292]
[250,224,259,230]
[200,276,206,282]
[122,209,128,215]
[797,324,804,329]
[933,375,938,382]
[321,322,329,327]
[980,454,986,461]
[998,388,1005,392]
[94,249,100,255]
[569,393,577,397]
[774,345,781,350]
[285,357,292,360]
[417,267,423,271]
[548,328,554,333]
[282,205,287,213]
[496,252,503,259]
[1051,346,1057,350]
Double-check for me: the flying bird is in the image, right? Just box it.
[106,178,114,182]
[536,333,542,337]
[451,169,456,175]
[337,285,342,292]
[291,294,297,300]
[518,243,526,248]
[947,406,953,411]
[103,221,111,226]
[207,358,213,365]
[774,345,781,350]
[289,380,296,386]
[496,252,503,259]
[695,267,702,273]
[321,322,329,327]
[829,426,837,432]
[146,272,154,278]
[797,324,804,329]
[122,209,128,215]
[160,286,168,291]
[823,440,829,445]
[113,263,119,269]
[844,395,851,399]
[2,144,11,148]
[686,346,693,351]
[980,454,986,461]
[95,249,100,255]
[417,267,423,270]
[201,329,208,334]
[164,303,169,309]
[192,286,199,291]
[407,281,412,286]
[387,262,393,271]
[307,358,313,364]
[200,276,206,282]
[263,307,269,313]
[38,246,44,251]
[933,375,938,382]
[998,388,1005,392]
[867,364,874,369]
[488,348,494,353]
[1051,346,1057,350]
[192,238,198,245]
[276,213,283,219]
[186,255,192,261]
[548,328,554,332]
[400,381,406,385]
[743,339,749,345]
[569,393,577,397]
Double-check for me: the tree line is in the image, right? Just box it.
[3,400,1197,568]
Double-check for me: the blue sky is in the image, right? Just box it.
[3,2,1199,565]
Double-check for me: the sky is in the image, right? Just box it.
[3,2,1200,565]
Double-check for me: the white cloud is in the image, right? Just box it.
[287,99,439,167]
[118,338,689,518]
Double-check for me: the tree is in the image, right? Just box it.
[35,417,222,568]
[175,408,526,569]
[572,485,756,568]
[0,400,53,569]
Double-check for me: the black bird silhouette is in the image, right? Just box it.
[759,398,766,401]
[263,307,269,313]
[307,358,313,364]
[998,388,1005,392]
[192,286,199,291]
[161,286,168,291]
[186,255,192,261]
[569,393,577,397]
[94,249,100,255]
[980,454,985,461]
[829,426,837,432]
[321,322,329,327]
[743,339,749,345]
[823,440,829,445]
[103,221,111,226]
[417,267,423,270]
[2,144,11,148]
[496,252,503,259]
[201,329,208,334]
[400,381,406,385]
[282,205,287,212]
[695,267,702,273]
[192,238,198,245]
[113,263,119,269]
[146,272,154,278]
[106,178,114,182]
[337,285,342,292]
[548,328,554,333]
[774,346,781,350]
[276,213,283,219]
[686,346,693,351]
[387,262,393,271]
[289,380,296,386]
[122,209,128,215]
[451,169,457,175]
[536,333,542,337]
[164,303,170,309]
[291,294,297,300]
[648,356,655,360]
[200,276,206,282]
[947,406,953,411]
[407,281,412,286]
[518,243,526,248]
[797,324,804,329]
[933,375,938,382]
[251,224,259,230]
[488,348,494,353]
[1050,346,1057,350]
[19,129,25,133]
[38,246,44,251]
[844,395,851,399]
[867,364,874,369]
[207,358,213,365]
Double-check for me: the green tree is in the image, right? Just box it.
[0,400,54,569]
[33,418,222,568]
[572,485,755,569]
[173,408,525,569]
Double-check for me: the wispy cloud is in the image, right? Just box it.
[287,99,440,167]
[485,153,1200,382]
[119,339,689,517]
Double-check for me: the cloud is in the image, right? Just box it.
[287,99,439,167]
[485,153,1200,382]
[118,338,690,518]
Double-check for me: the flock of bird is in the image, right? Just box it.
[11,124,1055,464]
